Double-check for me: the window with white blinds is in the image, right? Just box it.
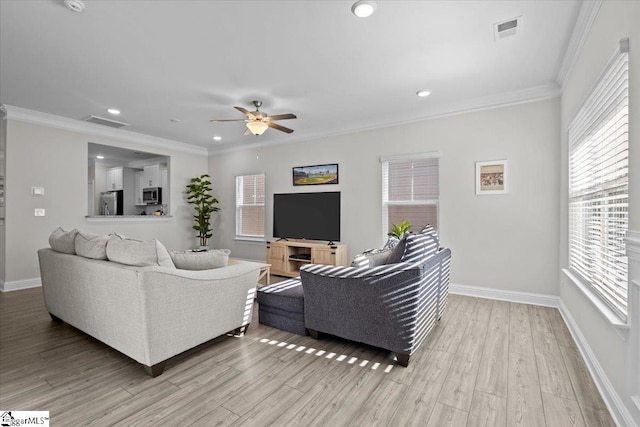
[236,174,265,240]
[568,39,629,320]
[381,153,439,238]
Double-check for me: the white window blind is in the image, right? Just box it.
[382,153,439,238]
[568,39,629,320]
[236,174,265,239]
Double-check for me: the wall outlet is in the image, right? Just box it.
[31,187,45,196]
[34,208,46,217]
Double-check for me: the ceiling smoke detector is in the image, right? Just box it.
[494,16,522,40]
[64,0,85,13]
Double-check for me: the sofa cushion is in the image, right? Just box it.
[385,237,407,264]
[351,248,392,268]
[106,235,176,268]
[170,249,230,270]
[75,231,109,260]
[257,278,304,314]
[49,227,79,254]
[418,224,440,246]
[383,236,400,250]
[156,241,175,268]
[400,231,439,263]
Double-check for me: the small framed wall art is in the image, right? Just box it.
[476,160,508,195]
[293,164,339,186]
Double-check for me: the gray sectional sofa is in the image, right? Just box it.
[38,228,260,377]
[301,249,450,367]
[257,225,451,367]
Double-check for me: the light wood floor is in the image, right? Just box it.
[0,286,615,426]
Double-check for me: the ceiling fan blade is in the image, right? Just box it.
[268,122,294,134]
[234,106,256,119]
[267,113,297,121]
[210,118,246,122]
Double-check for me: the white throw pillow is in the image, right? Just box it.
[156,240,175,268]
[170,249,231,270]
[75,231,109,260]
[106,234,176,268]
[48,227,79,254]
[350,248,392,268]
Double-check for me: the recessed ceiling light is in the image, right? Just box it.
[416,90,431,97]
[96,155,104,159]
[64,0,85,13]
[351,1,376,18]
[106,108,120,115]
[213,136,222,141]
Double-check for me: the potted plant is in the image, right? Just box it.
[387,220,412,240]
[186,174,220,248]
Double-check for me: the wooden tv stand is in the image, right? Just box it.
[266,240,348,278]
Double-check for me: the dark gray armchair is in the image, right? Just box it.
[300,246,451,367]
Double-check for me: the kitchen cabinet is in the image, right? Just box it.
[134,171,145,206]
[143,164,161,188]
[106,167,123,191]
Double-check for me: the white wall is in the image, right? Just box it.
[209,98,560,295]
[2,119,208,284]
[0,116,6,284]
[559,1,640,425]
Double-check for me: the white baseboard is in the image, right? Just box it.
[449,283,559,307]
[0,277,41,292]
[558,300,635,427]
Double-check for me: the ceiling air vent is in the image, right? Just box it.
[494,16,522,41]
[83,115,130,128]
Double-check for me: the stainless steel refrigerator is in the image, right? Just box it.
[100,190,123,216]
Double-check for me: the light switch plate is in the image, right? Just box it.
[32,187,45,196]
[34,208,46,217]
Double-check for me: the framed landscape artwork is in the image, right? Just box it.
[476,160,508,195]
[293,164,339,186]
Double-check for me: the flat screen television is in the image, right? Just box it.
[273,191,341,242]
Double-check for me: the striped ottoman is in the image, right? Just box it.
[257,278,307,336]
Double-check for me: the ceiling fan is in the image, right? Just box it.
[210,100,297,136]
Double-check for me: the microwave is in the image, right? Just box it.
[143,187,162,204]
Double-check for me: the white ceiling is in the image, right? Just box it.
[0,0,581,153]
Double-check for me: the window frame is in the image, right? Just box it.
[567,38,629,322]
[235,173,266,242]
[380,152,440,242]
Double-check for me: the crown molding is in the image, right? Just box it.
[1,104,207,156]
[208,82,561,155]
[2,80,559,159]
[556,0,602,90]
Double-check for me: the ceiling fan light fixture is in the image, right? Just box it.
[351,1,376,18]
[246,121,268,136]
